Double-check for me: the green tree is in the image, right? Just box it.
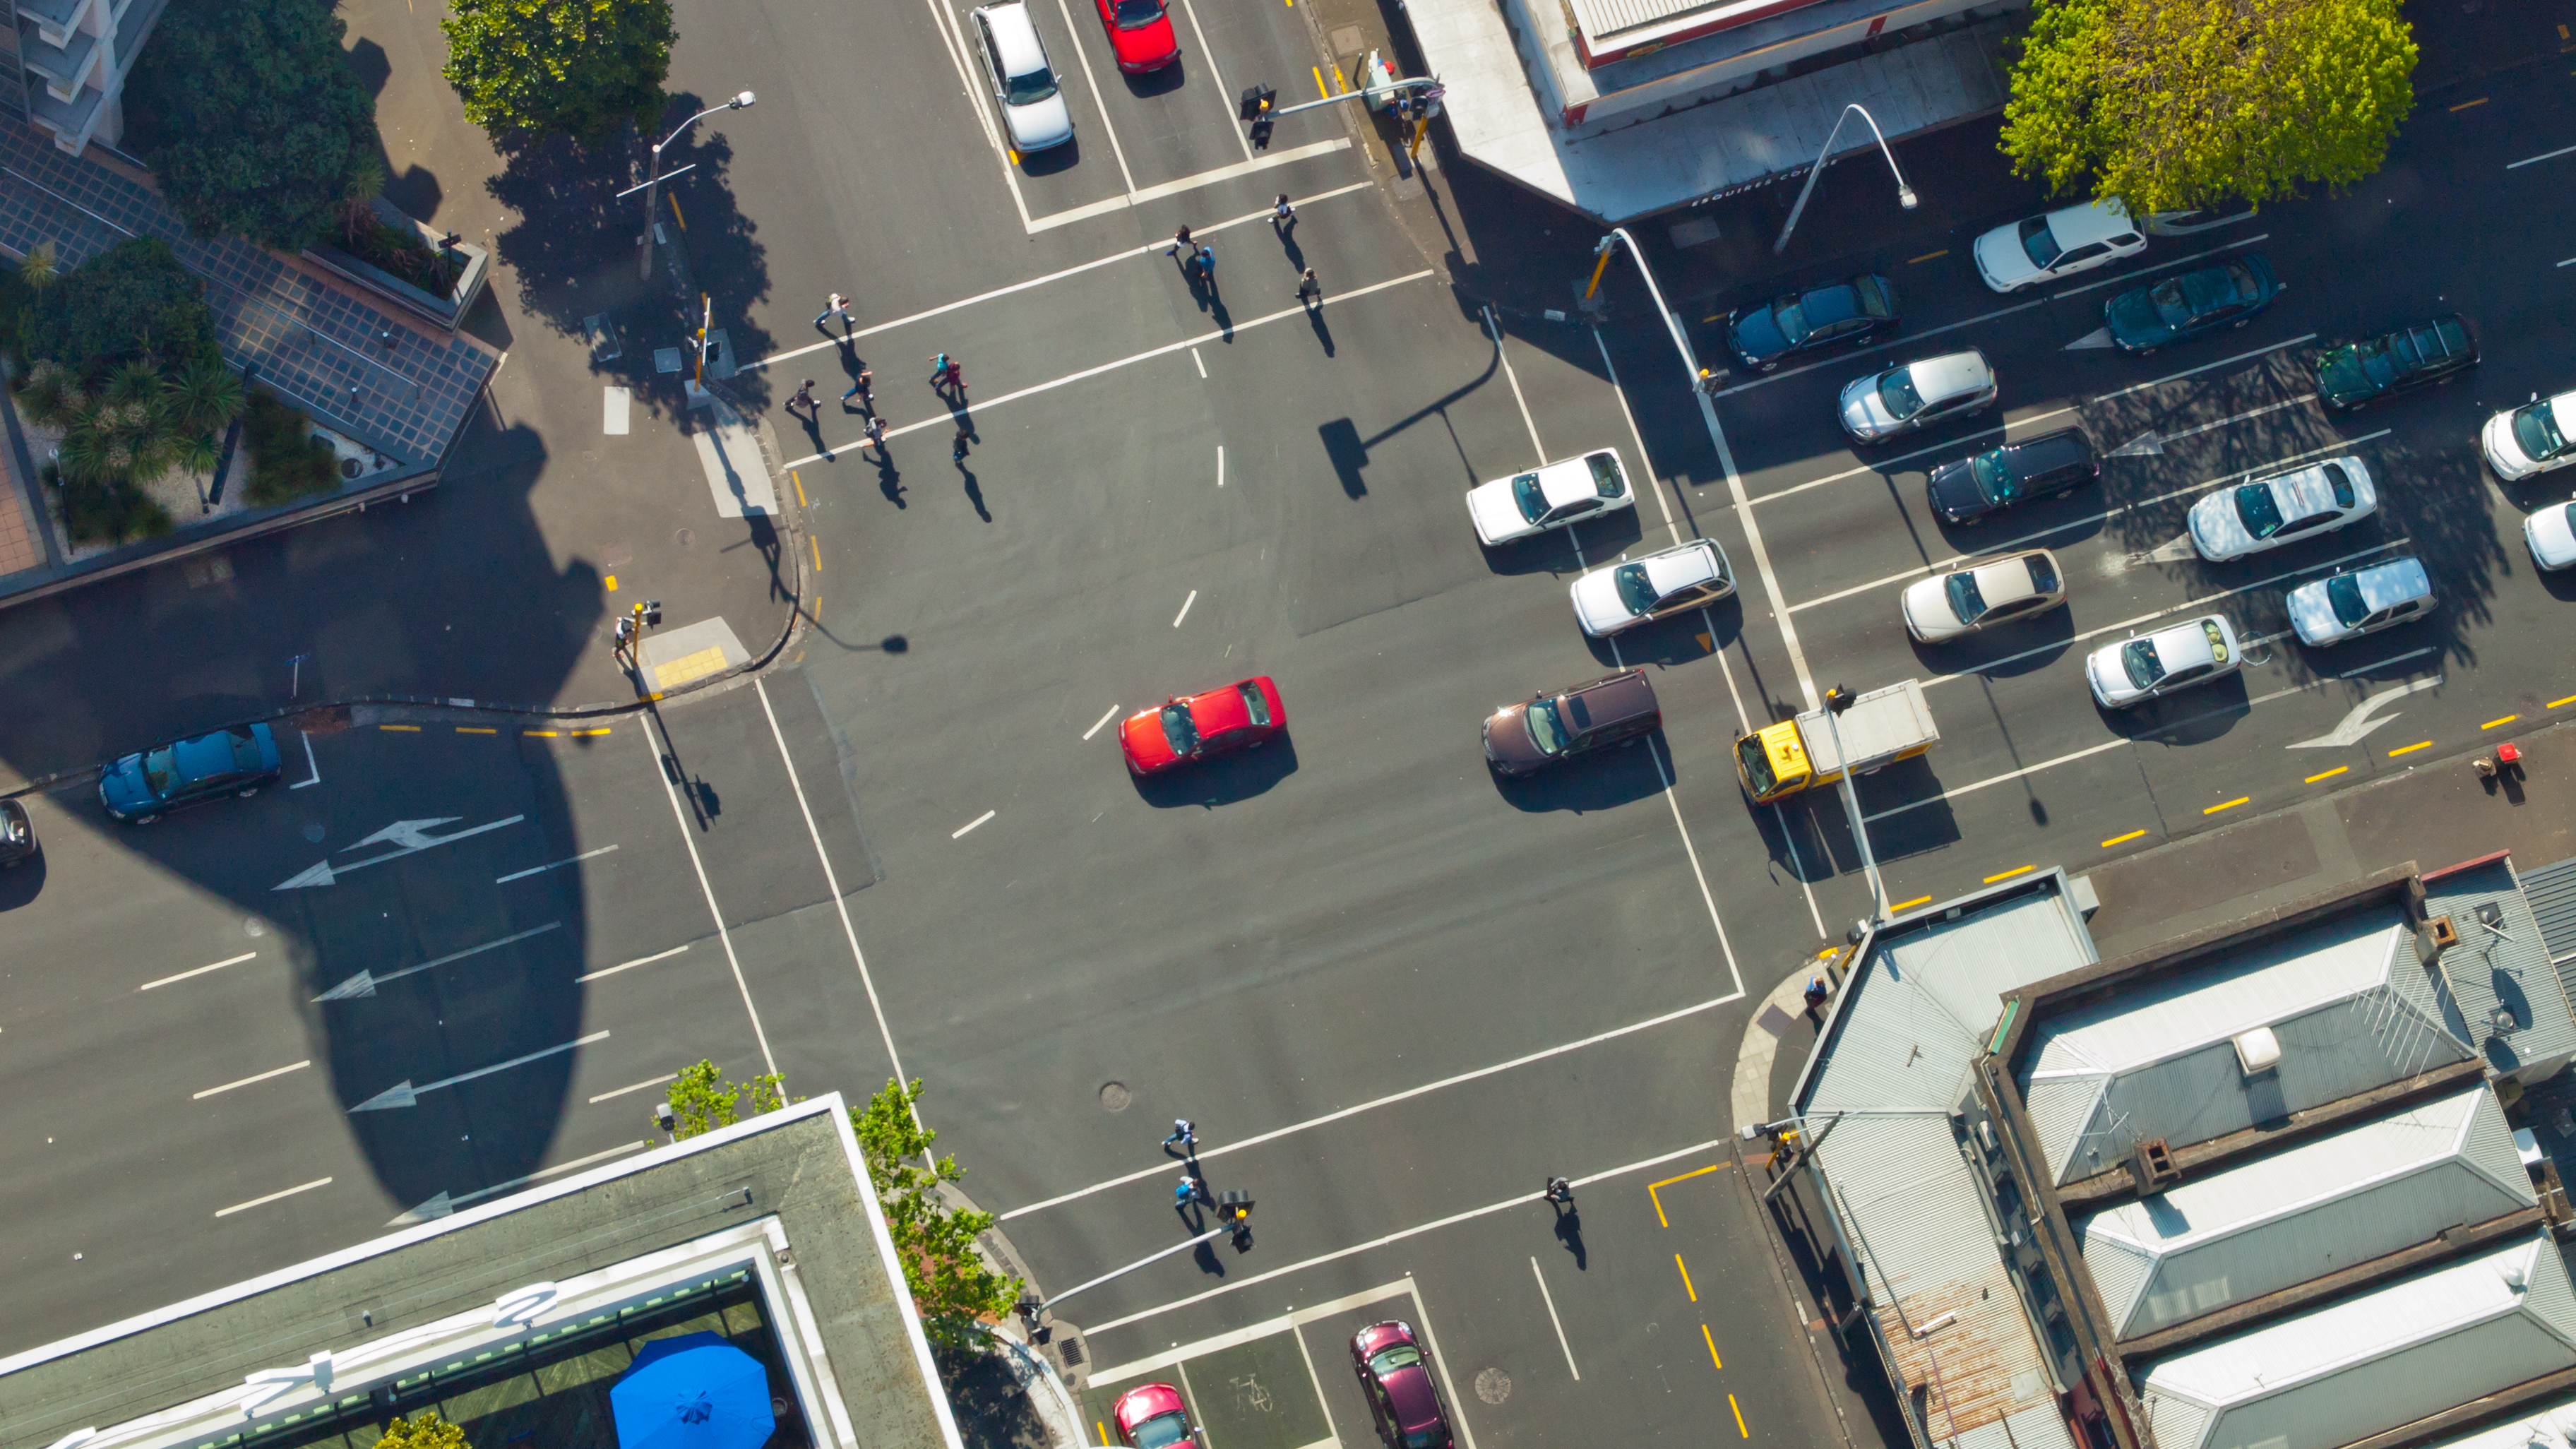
[123,0,384,249]
[374,1409,470,1449]
[16,238,222,382]
[660,1066,1021,1347]
[440,0,675,150]
[1998,0,2416,215]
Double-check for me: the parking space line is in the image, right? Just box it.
[2510,141,2576,168]
[2390,740,2433,756]
[588,1072,677,1104]
[2337,646,2436,678]
[215,1176,332,1218]
[1676,1253,1698,1301]
[2100,829,2147,847]
[1171,0,1258,161]
[2306,766,2349,783]
[193,1060,309,1099]
[1484,306,1545,460]
[953,809,997,839]
[638,715,780,1079]
[1532,1258,1581,1378]
[577,943,689,983]
[1289,1324,1343,1445]
[1051,0,1141,193]
[495,843,619,884]
[141,951,257,991]
[1084,705,1121,740]
[1172,589,1197,627]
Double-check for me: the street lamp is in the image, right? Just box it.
[1818,685,1888,922]
[638,90,755,278]
[1772,102,1916,256]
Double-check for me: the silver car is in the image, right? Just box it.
[2286,557,2433,645]
[1839,351,1998,444]
[1569,538,1734,636]
[2087,615,2242,709]
[972,2,1074,153]
[1900,549,2065,643]
[2186,458,2375,562]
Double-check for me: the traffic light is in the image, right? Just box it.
[1218,1189,1254,1251]
[1825,684,1852,714]
[635,599,663,628]
[1239,85,1276,149]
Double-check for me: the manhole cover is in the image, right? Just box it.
[244,917,267,938]
[1098,1082,1131,1112]
[301,822,326,842]
[1474,1368,1510,1405]
[675,527,695,548]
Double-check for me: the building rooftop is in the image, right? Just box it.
[2414,1393,2576,1449]
[2426,854,2576,1081]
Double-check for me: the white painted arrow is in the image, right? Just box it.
[2111,430,2166,458]
[2286,676,2443,749]
[274,815,525,890]
[349,1030,609,1112]
[2066,327,2116,350]
[313,922,563,1001]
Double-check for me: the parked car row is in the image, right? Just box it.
[1111,1320,1455,1448]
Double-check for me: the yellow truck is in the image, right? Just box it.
[1734,680,1938,805]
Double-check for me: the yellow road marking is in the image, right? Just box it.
[1891,895,1932,912]
[574,727,612,737]
[1008,148,1020,164]
[525,729,559,737]
[1906,249,1948,264]
[811,536,823,571]
[1332,64,1347,94]
[2389,740,2432,757]
[377,724,419,732]
[1097,1423,1108,1444]
[2451,96,2490,110]
[2484,715,2521,729]
[667,192,686,229]
[455,726,496,734]
[2100,829,2147,848]
[1702,1323,1724,1371]
[2305,765,2348,784]
[2202,797,2248,815]
[1731,1393,1749,1438]
[2551,693,2576,710]
[1313,65,1328,98]
[1697,632,1714,653]
[2562,23,2569,36]
[1647,1162,1729,1227]
[1676,1253,1698,1301]
[654,645,731,689]
[1984,864,2034,883]
[604,573,618,592]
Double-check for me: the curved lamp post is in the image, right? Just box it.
[638,91,755,278]
[1773,102,1916,256]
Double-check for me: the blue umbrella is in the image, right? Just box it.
[609,1332,776,1449]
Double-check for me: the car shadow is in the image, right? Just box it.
[0,844,43,909]
[1131,735,1299,807]
[1021,138,1084,177]
[1489,732,1666,812]
[1587,596,1746,669]
[1123,59,1186,97]
[2099,674,2252,745]
[1907,607,2075,679]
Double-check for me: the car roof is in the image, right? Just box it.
[1114,1383,1183,1421]
[2260,458,2359,510]
[1966,552,2049,606]
[2548,392,2576,439]
[1532,449,1617,505]
[1799,281,1862,326]
[1905,350,1993,402]
[1638,540,1724,593]
[170,732,237,782]
[1562,669,1657,725]
[2351,556,2433,607]
[2000,427,2092,470]
[2044,198,2135,246]
[2147,617,2222,668]
[976,1,1050,71]
[1184,681,1256,732]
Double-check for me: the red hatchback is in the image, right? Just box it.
[1092,0,1179,71]
[1111,1382,1197,1447]
[1119,676,1285,775]
[1350,1321,1454,1449]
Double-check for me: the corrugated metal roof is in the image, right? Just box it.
[2020,909,2475,1183]
[2137,1236,2576,1449]
[2428,859,2576,1079]
[2412,1394,2576,1449]
[2520,855,2576,972]
[1563,0,1783,47]
[2075,1086,2533,1339]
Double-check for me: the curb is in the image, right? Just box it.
[1728,950,1836,1133]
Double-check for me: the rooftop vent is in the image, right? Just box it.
[2130,1136,2181,1195]
[2233,1025,2282,1077]
[2428,914,2461,950]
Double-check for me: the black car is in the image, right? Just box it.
[0,798,32,866]
[1727,274,1898,373]
[1928,429,2099,524]
[2314,316,2477,410]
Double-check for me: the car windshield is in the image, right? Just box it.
[1131,1412,1193,1449]
[2354,336,2399,388]
[1403,1428,1445,1449]
[2025,553,2060,595]
[2326,573,2371,627]
[1525,698,1568,756]
[1003,66,1058,105]
[2318,343,2375,398]
[1968,449,2015,502]
[2017,215,2063,268]
[1770,296,1811,346]
[1508,471,1548,523]
[2234,482,2286,539]
[2202,619,2231,662]
[1612,562,1663,616]
[2515,400,2570,462]
[1371,1344,1425,1376]
[143,746,177,795]
[1586,453,1626,498]
[1736,734,1778,796]
[1236,681,1272,726]
[2121,639,2169,690]
[1114,0,1164,23]
[2224,262,2258,300]
[1158,703,1200,757]
[2147,278,2193,326]
[1943,570,1989,624]
[2324,462,2355,508]
[1876,369,1923,419]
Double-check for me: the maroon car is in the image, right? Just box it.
[1350,1320,1454,1449]
[1481,667,1660,776]
[1111,1381,1197,1447]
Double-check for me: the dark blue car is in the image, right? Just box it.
[2103,254,2279,352]
[100,722,282,823]
[1727,274,1898,373]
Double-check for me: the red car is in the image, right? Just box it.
[1119,676,1285,775]
[1092,0,1179,71]
[1111,1382,1197,1447]
[1350,1321,1454,1449]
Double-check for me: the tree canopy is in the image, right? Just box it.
[18,238,221,382]
[124,0,385,249]
[441,0,675,150]
[1998,0,2417,215]
[374,1410,470,1449]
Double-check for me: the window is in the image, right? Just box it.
[2324,462,2356,509]
[1944,569,1989,625]
[2120,639,2168,690]
[2515,400,2570,463]
[2025,553,2060,595]
[1003,62,1059,105]
[2201,619,2231,663]
[1770,296,1812,347]
[1736,736,1779,796]
[1236,682,1272,727]
[1524,700,1567,756]
[1371,1344,1425,1376]
[2234,483,2286,539]
[1613,562,1663,616]
[2325,574,2369,627]
[143,746,177,797]
[1113,0,1164,23]
[1508,471,1548,524]
[1969,449,2015,503]
[1132,1413,1194,1449]
[2017,215,2064,269]
[1585,452,1626,499]
[1876,369,1923,420]
[1158,703,1200,758]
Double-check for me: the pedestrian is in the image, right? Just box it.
[928,352,952,388]
[1803,976,1831,1022]
[1544,1175,1573,1207]
[1272,193,1295,227]
[1166,224,1193,258]
[789,378,819,415]
[864,415,887,453]
[1295,267,1321,305]
[953,426,971,462]
[1193,244,1217,292]
[938,357,965,398]
[1163,1118,1198,1152]
[612,614,636,663]
[813,291,854,333]
[842,366,873,408]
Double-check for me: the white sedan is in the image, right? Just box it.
[1570,538,1734,636]
[1972,201,2147,292]
[1467,448,1635,546]
[2527,501,2576,570]
[2484,391,2576,480]
[1900,549,2065,643]
[2186,458,2375,562]
[2286,557,2433,645]
[2087,615,2242,709]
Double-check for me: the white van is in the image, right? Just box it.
[972,2,1074,153]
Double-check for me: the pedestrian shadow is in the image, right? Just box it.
[1552,1206,1587,1269]
[791,407,833,461]
[1209,293,1234,342]
[1277,228,1304,271]
[1305,304,1334,357]
[958,463,990,520]
[1191,1241,1227,1277]
[876,455,905,508]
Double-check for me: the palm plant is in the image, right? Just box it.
[17,239,58,291]
[162,357,244,439]
[16,359,81,427]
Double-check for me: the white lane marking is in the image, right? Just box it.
[929,0,1036,232]
[1532,1257,1581,1378]
[494,843,619,884]
[780,270,1433,470]
[1649,737,1744,996]
[1290,1324,1344,1445]
[312,922,564,1002]
[141,951,257,991]
[1919,537,2408,691]
[348,1031,611,1112]
[2338,645,2438,677]
[953,809,996,839]
[747,183,1373,374]
[287,730,320,789]
[1078,1137,1732,1337]
[1484,306,1545,461]
[215,1176,332,1218]
[1027,140,1353,233]
[1172,590,1197,628]
[1092,1281,1417,1385]
[2289,676,2443,747]
[1192,347,1207,378]
[2558,257,2576,268]
[639,717,779,1080]
[193,1060,310,1099]
[1217,444,1225,488]
[1084,705,1121,740]
[1171,0,1256,161]
[274,813,527,891]
[1407,1279,1485,1449]
[2111,394,2315,455]
[2046,232,2272,302]
[2512,143,2576,169]
[590,1073,677,1104]
[1001,992,1747,1221]
[576,943,689,983]
[1051,0,1140,195]
[752,679,919,1126]
[1784,430,2393,616]
[1702,377,1817,710]
[1750,415,2043,505]
[1594,330,1681,547]
[604,385,631,435]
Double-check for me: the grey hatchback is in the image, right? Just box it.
[1482,669,1661,775]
